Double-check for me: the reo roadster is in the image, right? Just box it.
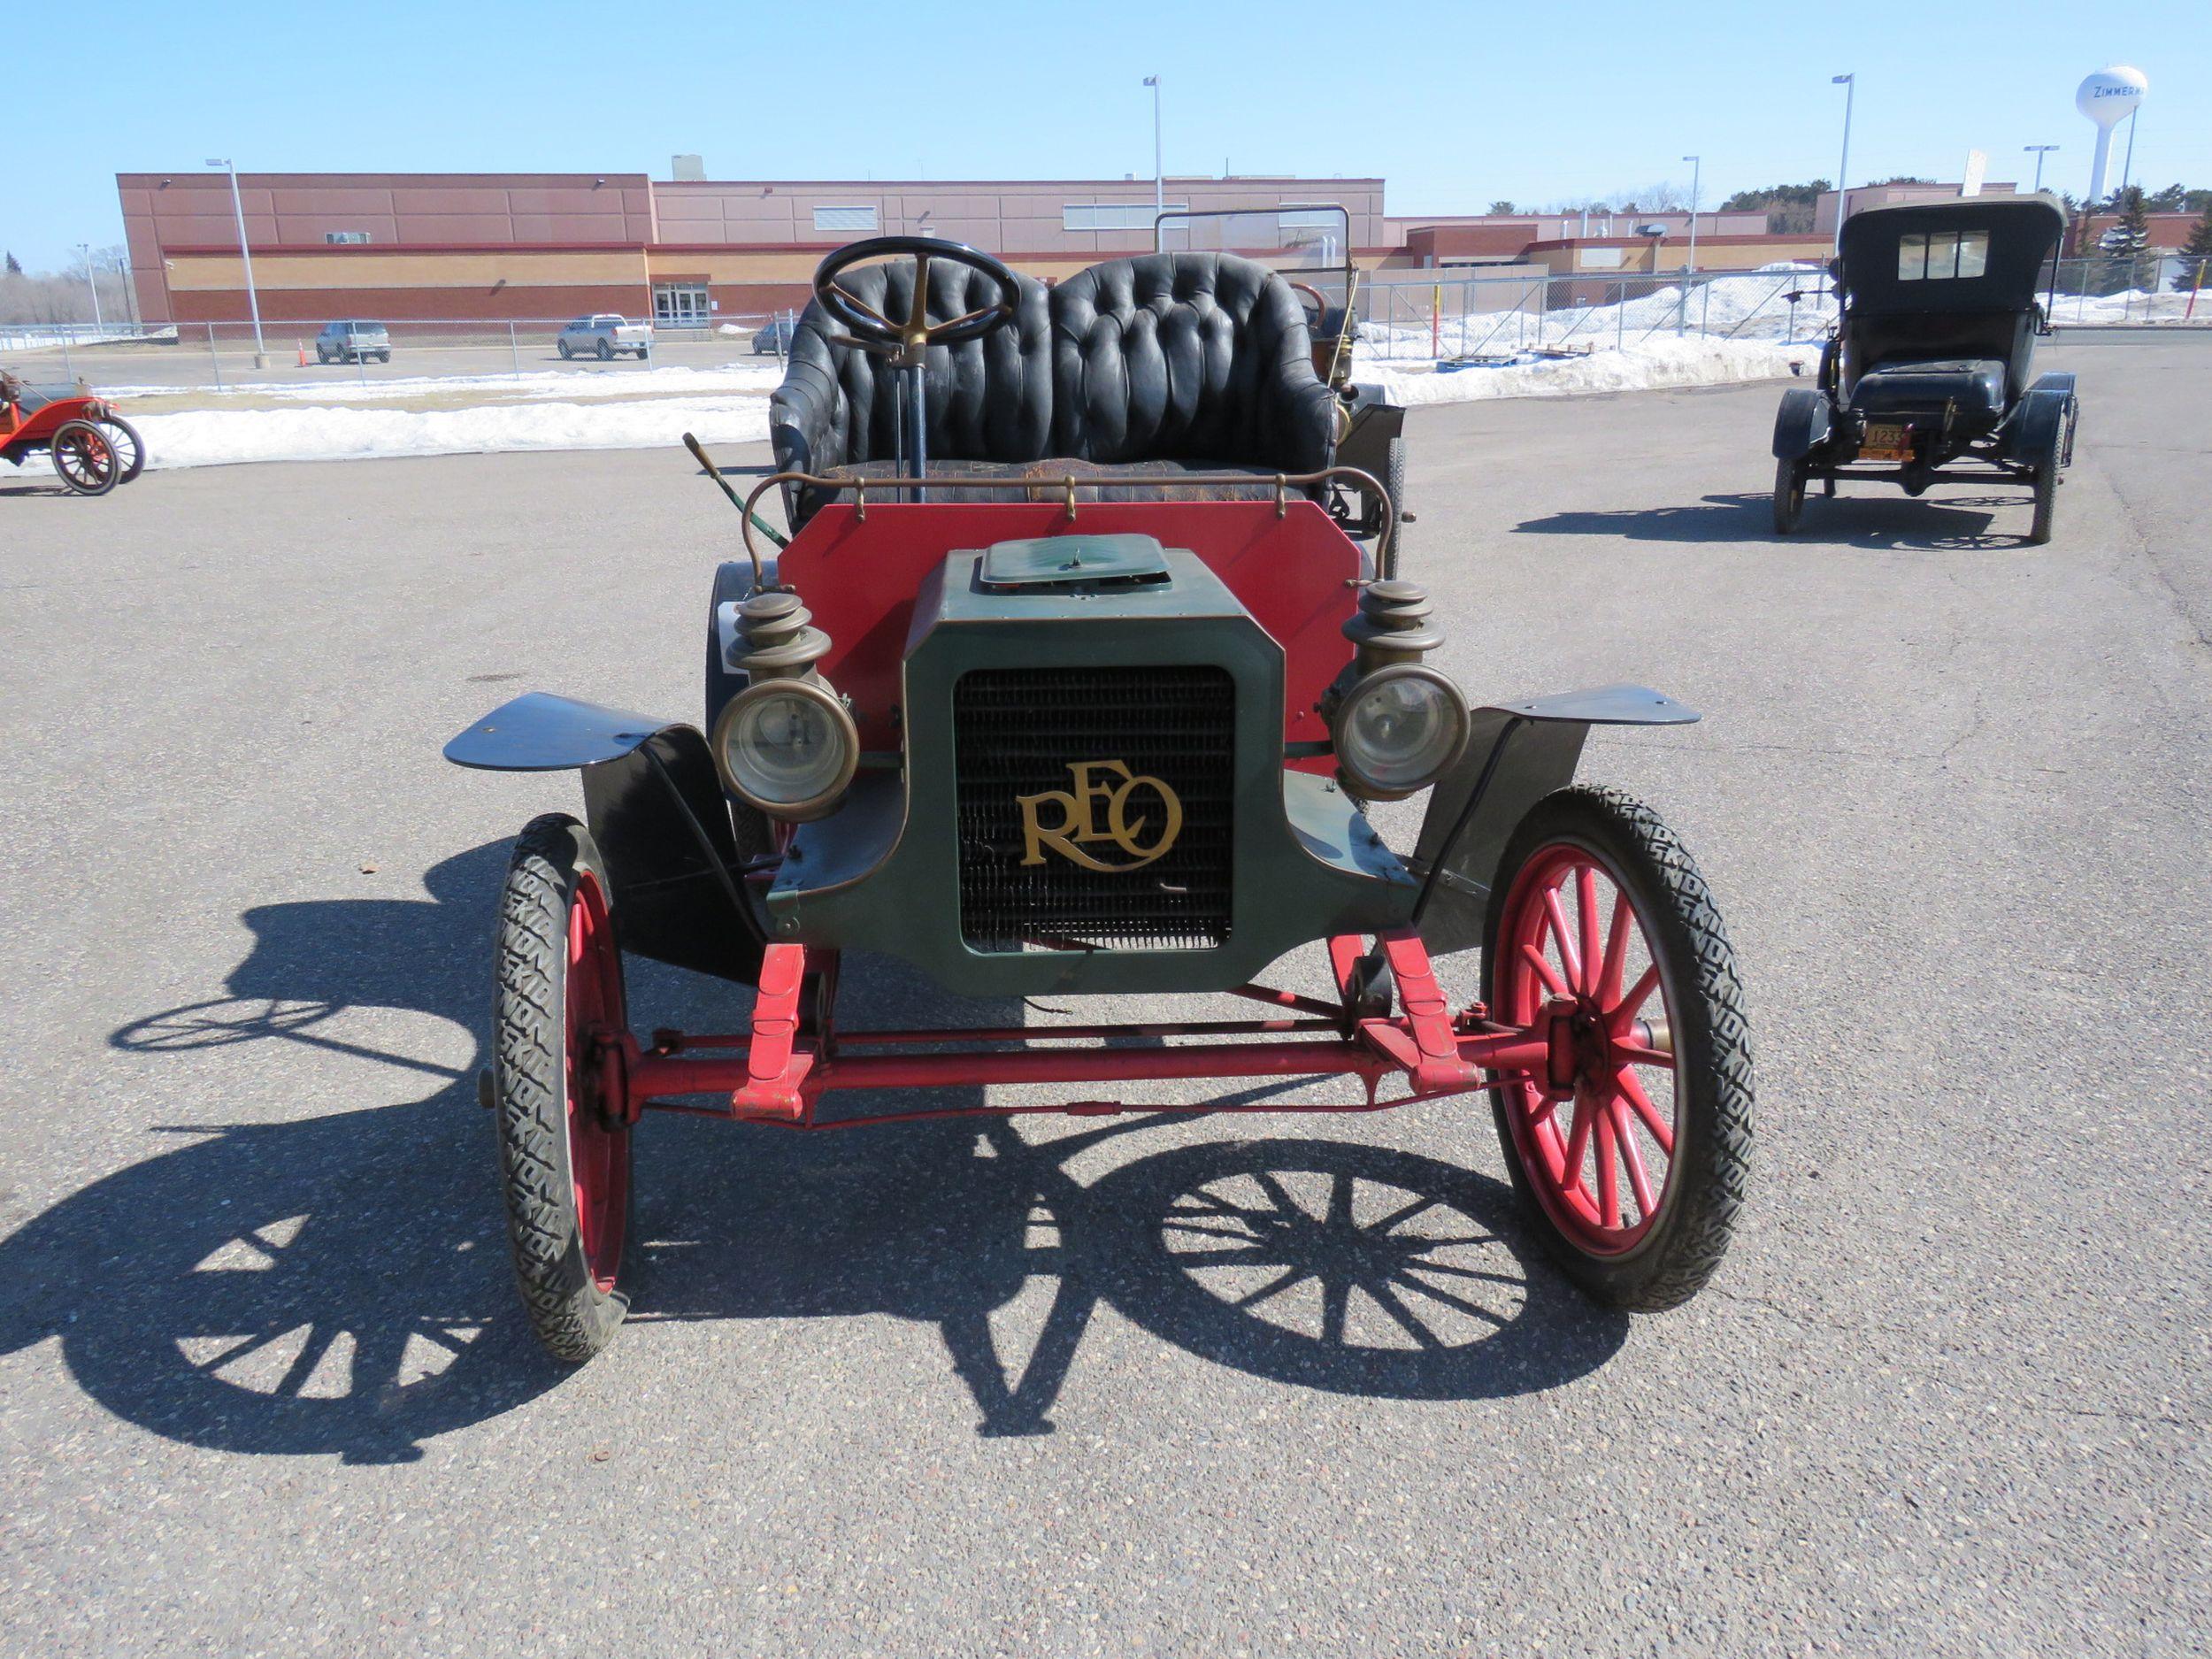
[1770,194,2077,543]
[448,236,1755,1363]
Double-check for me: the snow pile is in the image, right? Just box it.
[1364,273,1839,361]
[1353,334,1810,407]
[96,361,787,404]
[2052,287,2210,325]
[101,395,771,472]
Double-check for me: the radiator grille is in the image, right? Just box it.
[954,666,1234,952]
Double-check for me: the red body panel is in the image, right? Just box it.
[774,499,1360,764]
[0,392,110,459]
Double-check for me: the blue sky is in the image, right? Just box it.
[6,0,2206,270]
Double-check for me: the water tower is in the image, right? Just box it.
[2077,65,2147,205]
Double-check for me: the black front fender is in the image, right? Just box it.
[1771,386,1833,461]
[1409,686,1701,956]
[446,693,761,983]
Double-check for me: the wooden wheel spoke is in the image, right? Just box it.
[1593,1102,1622,1230]
[1541,887,1584,993]
[1576,867,1601,997]
[1518,942,1569,999]
[1610,963,1661,1030]
[1616,1067,1675,1155]
[1614,1042,1673,1068]
[1609,1097,1658,1216]
[1558,1096,1595,1198]
[1599,889,1635,1005]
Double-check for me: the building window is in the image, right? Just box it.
[812,204,879,233]
[1897,230,1989,281]
[324,230,372,245]
[1064,203,1186,232]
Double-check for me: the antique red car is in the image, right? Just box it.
[448,236,1755,1363]
[0,375,144,495]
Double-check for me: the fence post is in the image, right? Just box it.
[510,321,521,379]
[208,326,223,390]
[1617,281,1626,351]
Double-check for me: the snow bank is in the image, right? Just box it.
[103,395,772,472]
[35,316,1820,475]
[96,361,787,404]
[1354,334,1810,407]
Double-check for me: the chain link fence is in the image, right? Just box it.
[9,255,2205,394]
[3,312,803,391]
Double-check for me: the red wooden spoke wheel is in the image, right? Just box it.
[1483,787,1753,1310]
[564,866,631,1294]
[492,815,634,1361]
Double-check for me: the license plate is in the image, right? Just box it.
[1861,421,1911,461]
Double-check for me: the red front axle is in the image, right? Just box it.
[598,929,1560,1130]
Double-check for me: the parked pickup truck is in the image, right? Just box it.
[556,315,653,361]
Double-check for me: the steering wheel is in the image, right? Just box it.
[811,236,1023,367]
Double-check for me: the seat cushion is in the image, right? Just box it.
[1852,358,2008,417]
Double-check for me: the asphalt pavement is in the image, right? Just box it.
[1,333,2205,1656]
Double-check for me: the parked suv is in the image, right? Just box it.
[315,320,390,364]
[557,315,653,360]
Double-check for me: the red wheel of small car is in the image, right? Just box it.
[1484,787,1753,1310]
[50,419,119,495]
[564,863,630,1292]
[492,814,634,1362]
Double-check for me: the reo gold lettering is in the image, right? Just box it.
[1017,760,1185,872]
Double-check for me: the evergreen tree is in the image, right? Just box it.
[3,250,19,276]
[2176,201,2212,292]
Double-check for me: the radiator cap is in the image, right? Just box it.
[977,533,1172,590]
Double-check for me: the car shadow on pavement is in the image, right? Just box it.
[0,840,1624,1462]
[1515,490,2024,549]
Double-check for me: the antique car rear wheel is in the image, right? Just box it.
[1483,787,1753,1310]
[96,415,145,484]
[2027,426,2062,546]
[1771,457,1807,534]
[50,419,119,495]
[493,813,634,1362]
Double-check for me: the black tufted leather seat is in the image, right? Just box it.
[769,251,1337,526]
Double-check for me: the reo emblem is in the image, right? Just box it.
[1017,760,1184,872]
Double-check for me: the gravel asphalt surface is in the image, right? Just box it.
[2,333,2205,1655]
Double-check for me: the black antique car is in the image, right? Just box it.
[1771,194,2077,543]
[447,236,1755,1364]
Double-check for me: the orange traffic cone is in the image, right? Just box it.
[296,341,308,366]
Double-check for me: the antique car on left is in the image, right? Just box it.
[448,234,1756,1366]
[0,375,145,495]
[1771,193,2077,543]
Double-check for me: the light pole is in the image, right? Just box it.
[1681,155,1701,271]
[2024,143,2058,195]
[79,243,104,332]
[1677,157,1701,336]
[1831,73,1855,255]
[1143,76,1163,215]
[206,157,268,367]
